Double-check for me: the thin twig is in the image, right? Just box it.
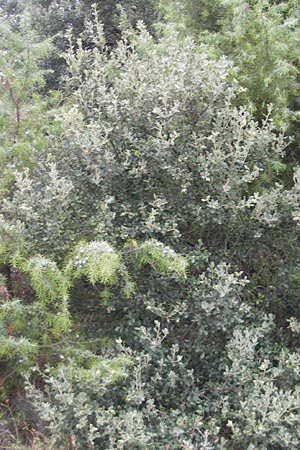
[4,76,21,142]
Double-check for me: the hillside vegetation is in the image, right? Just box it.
[1,1,300,448]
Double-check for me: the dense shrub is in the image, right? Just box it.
[160,0,300,148]
[1,5,300,449]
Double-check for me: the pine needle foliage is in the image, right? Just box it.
[19,256,69,303]
[134,239,188,278]
[0,7,55,189]
[0,298,27,333]
[0,335,37,361]
[65,241,121,285]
